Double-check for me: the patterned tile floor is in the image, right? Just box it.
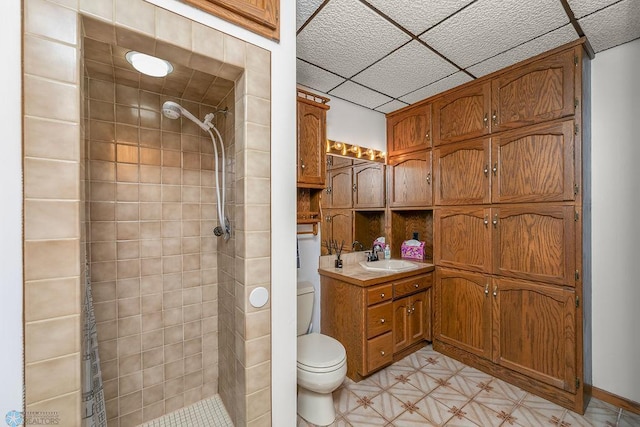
[298,345,640,427]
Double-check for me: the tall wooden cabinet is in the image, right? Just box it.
[296,89,329,234]
[388,40,590,413]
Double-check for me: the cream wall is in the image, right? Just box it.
[0,0,24,417]
[591,37,640,403]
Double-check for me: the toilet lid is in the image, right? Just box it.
[297,333,346,371]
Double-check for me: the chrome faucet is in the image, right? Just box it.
[367,242,385,262]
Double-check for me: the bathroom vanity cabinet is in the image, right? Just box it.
[319,264,434,382]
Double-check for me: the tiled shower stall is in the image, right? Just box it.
[23,0,272,425]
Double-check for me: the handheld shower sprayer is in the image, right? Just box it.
[161,100,231,240]
[162,101,210,132]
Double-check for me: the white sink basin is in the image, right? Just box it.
[359,259,420,272]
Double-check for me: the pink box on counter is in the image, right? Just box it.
[400,241,425,260]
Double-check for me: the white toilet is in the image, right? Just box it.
[297,281,347,426]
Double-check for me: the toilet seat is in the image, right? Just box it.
[297,333,346,373]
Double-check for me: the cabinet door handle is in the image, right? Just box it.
[492,111,498,125]
[414,283,419,288]
[380,318,386,324]
[426,172,431,185]
[492,214,498,228]
[483,113,488,128]
[484,284,489,296]
[425,131,430,141]
[380,293,385,298]
[492,163,497,176]
[484,164,489,177]
[352,183,357,192]
[407,307,411,316]
[301,160,306,170]
[380,350,385,356]
[493,285,498,297]
[484,215,489,227]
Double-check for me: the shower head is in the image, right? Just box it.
[161,101,210,132]
[162,101,182,120]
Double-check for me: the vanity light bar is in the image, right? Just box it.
[326,139,386,163]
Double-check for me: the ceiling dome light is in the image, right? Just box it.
[125,51,173,77]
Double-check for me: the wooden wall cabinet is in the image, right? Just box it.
[434,268,492,359]
[353,163,385,208]
[435,268,578,393]
[387,104,432,156]
[434,138,491,205]
[320,210,352,255]
[434,207,492,274]
[182,0,280,40]
[491,49,575,132]
[492,119,576,203]
[388,151,432,208]
[325,168,353,209]
[297,90,329,188]
[388,41,589,413]
[296,90,329,234]
[433,81,491,146]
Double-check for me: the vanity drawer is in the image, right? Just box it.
[366,332,393,373]
[367,284,393,306]
[394,273,432,299]
[367,301,392,339]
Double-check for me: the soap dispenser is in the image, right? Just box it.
[384,244,391,260]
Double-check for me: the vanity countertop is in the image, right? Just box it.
[318,253,434,287]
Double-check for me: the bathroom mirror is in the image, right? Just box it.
[322,154,386,255]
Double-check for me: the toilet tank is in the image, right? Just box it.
[296,281,315,336]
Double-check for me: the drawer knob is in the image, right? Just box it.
[380,318,385,324]
[414,283,419,288]
[380,351,385,356]
[380,293,385,298]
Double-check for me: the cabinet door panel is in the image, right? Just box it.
[493,278,576,392]
[323,210,353,253]
[493,206,575,285]
[492,120,575,203]
[387,105,432,156]
[434,81,491,146]
[491,48,575,131]
[388,151,432,207]
[393,298,410,353]
[353,163,385,208]
[297,100,326,186]
[434,268,491,359]
[329,169,353,208]
[409,292,427,345]
[434,138,491,205]
[435,208,492,273]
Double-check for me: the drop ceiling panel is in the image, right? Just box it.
[352,40,459,98]
[375,100,409,114]
[421,0,569,68]
[297,0,325,30]
[329,81,393,109]
[566,0,620,19]
[365,0,474,35]
[399,72,473,105]
[296,59,346,93]
[579,0,640,52]
[296,0,411,77]
[467,24,578,77]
